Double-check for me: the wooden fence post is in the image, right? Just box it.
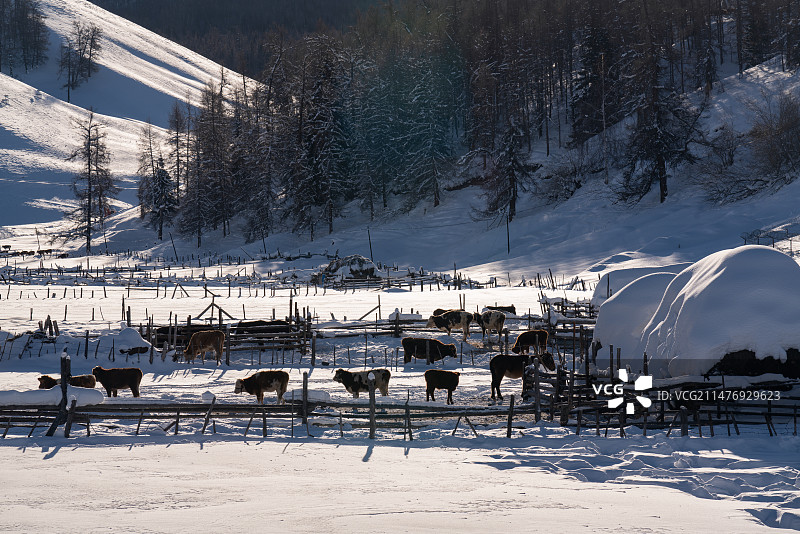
[368,373,376,439]
[533,358,541,422]
[302,372,309,425]
[45,355,70,436]
[225,324,231,366]
[506,395,515,438]
[680,407,689,437]
[63,399,78,438]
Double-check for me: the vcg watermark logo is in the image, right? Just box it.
[592,369,653,414]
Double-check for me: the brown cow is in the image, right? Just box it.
[490,352,555,401]
[184,330,225,364]
[511,330,549,355]
[234,370,290,404]
[91,366,143,397]
[37,374,97,389]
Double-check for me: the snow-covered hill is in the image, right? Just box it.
[0,0,228,225]
[1,0,799,283]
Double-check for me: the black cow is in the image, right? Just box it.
[91,366,143,397]
[234,370,290,404]
[424,369,460,404]
[333,368,391,398]
[490,353,555,401]
[401,337,457,363]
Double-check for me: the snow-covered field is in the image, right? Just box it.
[0,279,798,532]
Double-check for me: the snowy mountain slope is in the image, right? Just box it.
[0,0,799,283]
[0,0,231,225]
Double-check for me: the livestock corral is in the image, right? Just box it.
[0,253,797,443]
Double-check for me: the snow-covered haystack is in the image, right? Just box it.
[641,246,800,378]
[592,272,677,371]
[591,263,691,308]
[322,255,378,279]
[388,308,423,321]
[0,385,104,406]
[96,327,152,355]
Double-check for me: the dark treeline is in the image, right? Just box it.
[129,0,800,246]
[89,0,380,76]
[0,0,48,75]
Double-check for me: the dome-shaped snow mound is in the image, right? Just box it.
[593,272,677,370]
[642,245,800,378]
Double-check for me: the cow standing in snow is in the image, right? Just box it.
[426,310,474,341]
[333,369,391,398]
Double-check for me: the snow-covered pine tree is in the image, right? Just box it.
[396,48,455,210]
[242,35,293,243]
[475,118,540,223]
[176,139,208,248]
[618,1,701,204]
[283,34,350,237]
[137,122,177,240]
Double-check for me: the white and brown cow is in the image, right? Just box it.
[474,310,506,343]
[426,310,473,341]
[234,370,290,404]
[333,368,391,398]
[184,330,225,364]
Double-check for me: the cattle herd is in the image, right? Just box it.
[34,306,555,406]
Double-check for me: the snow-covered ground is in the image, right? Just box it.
[0,279,798,532]
[1,435,791,533]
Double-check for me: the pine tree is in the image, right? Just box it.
[194,78,233,236]
[476,119,540,222]
[397,50,454,210]
[0,0,48,75]
[166,99,188,201]
[137,122,177,240]
[618,1,701,204]
[61,110,118,253]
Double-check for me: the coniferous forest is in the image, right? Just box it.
[93,0,800,245]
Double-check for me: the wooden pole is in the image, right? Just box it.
[63,398,78,438]
[45,355,70,436]
[368,373,376,439]
[533,358,541,422]
[506,395,515,438]
[302,372,309,425]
